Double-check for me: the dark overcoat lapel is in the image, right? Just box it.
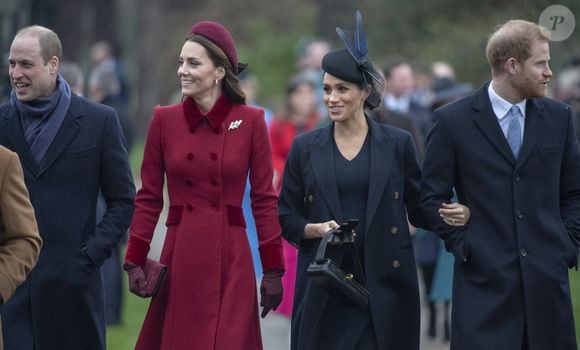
[308,117,394,233]
[37,99,81,176]
[519,99,546,166]
[309,125,343,222]
[1,105,37,176]
[365,118,394,234]
[1,100,83,177]
[472,89,546,167]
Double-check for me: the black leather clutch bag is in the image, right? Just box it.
[307,220,369,308]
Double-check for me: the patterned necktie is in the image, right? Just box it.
[506,105,522,158]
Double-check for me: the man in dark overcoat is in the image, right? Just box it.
[421,19,580,349]
[0,25,135,349]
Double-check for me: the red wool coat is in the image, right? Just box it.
[125,94,284,350]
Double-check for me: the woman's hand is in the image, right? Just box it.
[304,220,340,239]
[439,203,471,227]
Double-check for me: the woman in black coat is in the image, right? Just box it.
[277,12,470,350]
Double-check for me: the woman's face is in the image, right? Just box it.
[178,41,222,99]
[323,73,367,122]
[289,83,316,120]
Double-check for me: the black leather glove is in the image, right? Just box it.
[260,269,284,318]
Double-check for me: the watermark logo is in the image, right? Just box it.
[539,5,575,41]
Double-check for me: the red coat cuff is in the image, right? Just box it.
[259,243,284,271]
[124,237,150,267]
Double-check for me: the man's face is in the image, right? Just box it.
[8,35,58,102]
[386,63,415,98]
[513,40,552,99]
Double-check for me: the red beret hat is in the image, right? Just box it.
[188,21,238,73]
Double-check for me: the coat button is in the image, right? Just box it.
[306,195,314,203]
[214,127,221,134]
[186,203,194,211]
[390,226,398,234]
[212,203,220,211]
[189,127,195,134]
[210,179,218,186]
[392,260,401,268]
[393,191,399,200]
[186,179,194,186]
[520,249,527,257]
[514,172,521,182]
[517,212,524,219]
[187,153,194,160]
[210,153,218,160]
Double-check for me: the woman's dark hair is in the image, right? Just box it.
[187,34,246,104]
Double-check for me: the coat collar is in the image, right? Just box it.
[1,95,83,177]
[183,93,234,131]
[2,103,37,175]
[472,82,545,167]
[308,116,394,232]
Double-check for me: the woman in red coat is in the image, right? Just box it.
[269,76,321,318]
[124,21,284,350]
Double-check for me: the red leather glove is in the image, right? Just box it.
[260,269,283,318]
[123,261,147,298]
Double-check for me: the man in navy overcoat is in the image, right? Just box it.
[0,26,135,349]
[421,20,580,350]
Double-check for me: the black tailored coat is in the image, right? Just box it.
[420,83,580,350]
[0,94,135,350]
[278,116,428,350]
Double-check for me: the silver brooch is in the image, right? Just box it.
[228,120,242,131]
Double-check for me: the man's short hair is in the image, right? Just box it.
[16,25,62,64]
[485,20,550,75]
[382,55,411,80]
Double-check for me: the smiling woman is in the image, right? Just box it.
[277,11,471,350]
[124,20,284,350]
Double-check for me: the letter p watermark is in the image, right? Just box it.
[539,5,575,41]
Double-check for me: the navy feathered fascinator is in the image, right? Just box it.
[335,11,384,109]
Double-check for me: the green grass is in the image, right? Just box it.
[106,287,148,349]
[571,270,580,340]
[106,244,149,350]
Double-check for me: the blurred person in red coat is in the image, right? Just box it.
[124,20,284,350]
[270,75,321,190]
[269,75,321,319]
